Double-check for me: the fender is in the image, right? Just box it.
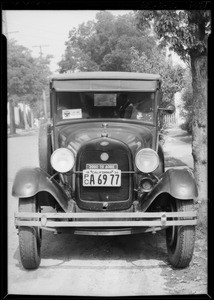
[141,167,198,211]
[12,167,70,212]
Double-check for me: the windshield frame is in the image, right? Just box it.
[52,90,158,126]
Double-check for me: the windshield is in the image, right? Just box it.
[56,92,155,123]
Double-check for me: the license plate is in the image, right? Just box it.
[83,169,121,187]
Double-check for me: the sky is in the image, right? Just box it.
[4,10,132,73]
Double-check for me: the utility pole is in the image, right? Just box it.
[32,44,49,57]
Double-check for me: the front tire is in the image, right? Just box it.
[18,196,41,269]
[166,199,195,268]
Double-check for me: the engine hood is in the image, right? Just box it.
[57,121,156,156]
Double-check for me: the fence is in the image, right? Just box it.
[163,112,176,125]
[7,102,33,129]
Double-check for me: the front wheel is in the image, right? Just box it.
[166,199,196,268]
[18,196,42,269]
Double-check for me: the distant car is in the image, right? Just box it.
[13,72,198,270]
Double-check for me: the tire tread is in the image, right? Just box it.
[166,200,196,268]
[18,197,41,269]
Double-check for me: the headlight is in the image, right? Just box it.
[135,148,159,173]
[50,148,75,173]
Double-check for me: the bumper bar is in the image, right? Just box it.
[14,211,197,228]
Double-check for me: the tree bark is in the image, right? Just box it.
[191,55,207,225]
[9,99,16,134]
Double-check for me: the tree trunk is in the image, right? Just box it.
[9,99,16,134]
[191,55,207,226]
[23,103,29,130]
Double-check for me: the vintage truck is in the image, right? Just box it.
[13,72,198,269]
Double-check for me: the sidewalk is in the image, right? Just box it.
[163,125,193,169]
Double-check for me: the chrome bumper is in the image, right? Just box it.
[15,211,197,228]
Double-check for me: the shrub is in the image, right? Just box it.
[180,118,192,134]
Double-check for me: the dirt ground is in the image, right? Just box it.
[163,125,207,295]
[7,125,208,296]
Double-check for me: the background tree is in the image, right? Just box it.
[136,10,210,224]
[32,54,53,121]
[180,68,194,134]
[130,47,184,130]
[58,12,159,72]
[8,40,52,132]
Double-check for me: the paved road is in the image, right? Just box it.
[7,127,196,296]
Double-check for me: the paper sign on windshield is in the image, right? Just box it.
[62,109,82,119]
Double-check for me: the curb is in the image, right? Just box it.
[8,129,38,138]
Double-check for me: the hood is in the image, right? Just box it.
[57,121,156,156]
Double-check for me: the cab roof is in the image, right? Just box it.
[50,72,161,81]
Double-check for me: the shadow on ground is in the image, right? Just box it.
[165,157,187,167]
[14,230,169,269]
[174,135,192,144]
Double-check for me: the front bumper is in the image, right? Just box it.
[15,211,197,229]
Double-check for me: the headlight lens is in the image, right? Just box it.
[135,148,159,173]
[50,148,75,173]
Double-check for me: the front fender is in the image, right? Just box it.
[12,167,70,212]
[141,167,198,211]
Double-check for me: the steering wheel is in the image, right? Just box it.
[131,111,153,121]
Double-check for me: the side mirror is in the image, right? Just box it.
[158,104,175,114]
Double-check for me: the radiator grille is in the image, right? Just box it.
[78,149,129,202]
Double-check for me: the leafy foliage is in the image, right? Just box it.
[136,10,211,63]
[58,12,158,73]
[130,46,184,133]
[136,9,210,206]
[59,11,184,101]
[130,47,184,103]
[135,9,210,135]
[8,39,52,118]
